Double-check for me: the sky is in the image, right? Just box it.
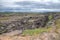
[0,0,60,12]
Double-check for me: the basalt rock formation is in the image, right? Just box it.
[0,14,49,34]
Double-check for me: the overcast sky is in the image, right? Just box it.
[0,0,60,12]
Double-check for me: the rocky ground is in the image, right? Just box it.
[0,14,49,34]
[0,12,60,40]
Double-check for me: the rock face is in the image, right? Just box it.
[0,13,60,35]
[0,15,49,34]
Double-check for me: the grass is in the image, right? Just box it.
[22,27,52,36]
[55,19,60,29]
[54,19,60,33]
[0,17,9,21]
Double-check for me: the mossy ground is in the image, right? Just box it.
[22,27,52,36]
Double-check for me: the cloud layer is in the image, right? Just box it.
[0,0,60,12]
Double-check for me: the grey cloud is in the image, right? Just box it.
[0,1,60,12]
[15,1,60,9]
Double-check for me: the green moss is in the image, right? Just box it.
[22,27,52,36]
[48,15,53,20]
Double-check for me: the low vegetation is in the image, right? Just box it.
[22,27,52,36]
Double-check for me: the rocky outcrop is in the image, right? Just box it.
[0,13,60,35]
[0,15,49,34]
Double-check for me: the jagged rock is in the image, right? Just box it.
[0,15,49,34]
